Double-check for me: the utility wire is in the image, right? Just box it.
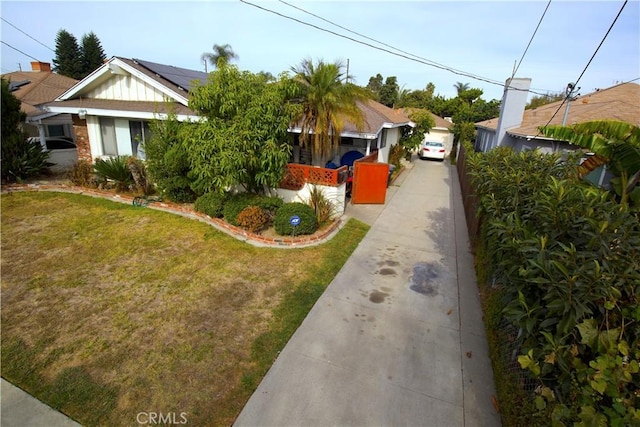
[1,17,55,52]
[536,0,628,136]
[1,40,40,61]
[512,0,552,78]
[241,0,551,96]
[277,0,501,87]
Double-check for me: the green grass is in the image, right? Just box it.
[1,191,369,426]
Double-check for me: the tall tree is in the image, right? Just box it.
[201,43,238,71]
[81,32,106,75]
[526,92,564,110]
[291,58,370,167]
[53,29,83,79]
[453,82,470,95]
[187,64,300,194]
[379,76,399,107]
[366,73,383,100]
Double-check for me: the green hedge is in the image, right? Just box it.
[194,192,228,218]
[274,202,317,235]
[465,142,640,426]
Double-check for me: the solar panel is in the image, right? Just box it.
[134,58,208,92]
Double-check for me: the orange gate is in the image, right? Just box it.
[351,153,390,204]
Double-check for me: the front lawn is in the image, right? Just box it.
[0,191,368,426]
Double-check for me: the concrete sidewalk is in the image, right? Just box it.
[1,379,81,427]
[234,159,501,426]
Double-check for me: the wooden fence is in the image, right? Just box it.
[455,143,481,247]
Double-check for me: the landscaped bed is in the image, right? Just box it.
[0,191,369,426]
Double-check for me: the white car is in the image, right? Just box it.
[28,136,78,172]
[419,141,446,161]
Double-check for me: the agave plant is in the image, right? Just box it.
[93,156,134,192]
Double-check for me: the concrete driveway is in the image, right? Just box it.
[234,158,501,426]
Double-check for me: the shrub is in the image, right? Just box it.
[194,192,228,218]
[274,202,318,235]
[223,193,264,226]
[93,156,134,192]
[1,136,53,183]
[306,185,337,225]
[67,159,97,187]
[126,157,154,195]
[236,206,270,233]
[466,143,640,426]
[223,193,283,226]
[144,114,197,203]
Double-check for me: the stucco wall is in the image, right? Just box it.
[276,182,347,216]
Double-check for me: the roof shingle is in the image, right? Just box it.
[476,82,640,137]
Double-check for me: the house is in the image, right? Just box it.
[2,61,78,141]
[40,56,411,209]
[475,79,640,153]
[40,57,205,162]
[42,56,412,166]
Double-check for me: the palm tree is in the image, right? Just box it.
[540,120,640,204]
[201,43,238,71]
[453,82,470,95]
[291,59,371,166]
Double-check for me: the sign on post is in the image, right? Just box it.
[289,215,301,237]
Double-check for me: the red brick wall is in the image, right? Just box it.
[72,115,92,162]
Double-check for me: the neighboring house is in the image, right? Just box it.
[2,61,78,141]
[400,108,454,154]
[40,56,205,162]
[475,79,640,153]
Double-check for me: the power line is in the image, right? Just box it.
[512,0,552,78]
[1,40,40,61]
[536,0,629,136]
[1,17,55,52]
[277,0,502,87]
[241,0,551,96]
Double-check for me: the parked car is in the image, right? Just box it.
[27,136,78,171]
[419,141,446,161]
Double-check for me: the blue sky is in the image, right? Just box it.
[1,0,638,102]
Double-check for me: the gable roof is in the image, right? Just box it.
[1,70,78,117]
[55,56,208,105]
[475,82,640,137]
[399,107,453,130]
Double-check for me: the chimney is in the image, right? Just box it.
[494,77,531,148]
[30,61,52,72]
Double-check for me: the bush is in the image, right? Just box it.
[274,202,318,235]
[236,206,270,233]
[126,157,154,195]
[67,159,97,187]
[93,156,134,192]
[223,193,283,226]
[194,192,228,218]
[223,193,264,226]
[306,185,337,225]
[1,136,53,183]
[466,143,640,426]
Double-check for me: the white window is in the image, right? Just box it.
[100,118,118,156]
[128,120,151,159]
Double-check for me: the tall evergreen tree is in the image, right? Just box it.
[81,31,106,75]
[53,29,82,79]
[379,76,399,107]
